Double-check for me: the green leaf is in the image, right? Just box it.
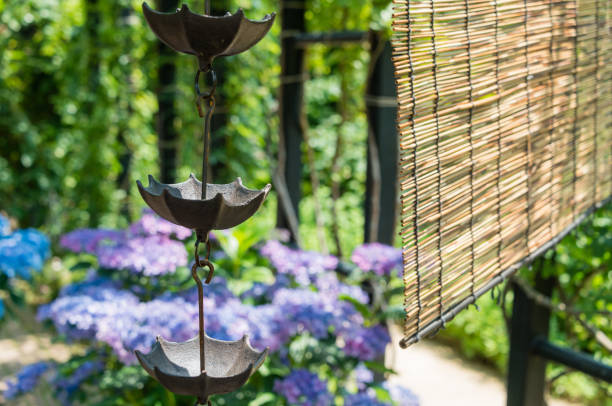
[217,233,240,261]
[364,360,397,375]
[241,266,275,284]
[70,260,94,270]
[339,294,372,318]
[248,392,276,406]
[382,305,405,321]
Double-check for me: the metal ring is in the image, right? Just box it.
[195,69,217,99]
[192,259,215,285]
[194,236,211,263]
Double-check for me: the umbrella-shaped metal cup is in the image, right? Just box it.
[136,174,271,239]
[142,2,275,70]
[135,259,269,405]
[136,335,268,403]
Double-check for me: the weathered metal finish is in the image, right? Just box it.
[142,2,275,70]
[136,238,268,404]
[192,238,213,375]
[136,174,271,238]
[195,68,217,199]
[135,335,268,404]
[136,2,275,403]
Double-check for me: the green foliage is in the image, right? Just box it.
[0,0,158,234]
[438,294,510,372]
[438,202,612,405]
[0,0,395,263]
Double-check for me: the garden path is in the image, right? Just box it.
[0,318,78,405]
[387,324,579,406]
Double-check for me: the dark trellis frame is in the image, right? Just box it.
[275,0,399,246]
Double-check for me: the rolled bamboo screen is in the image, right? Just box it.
[392,0,611,348]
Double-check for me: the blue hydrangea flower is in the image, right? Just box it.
[345,390,391,406]
[351,243,402,276]
[0,214,10,236]
[240,274,291,302]
[260,240,338,285]
[60,229,124,254]
[338,324,390,361]
[53,361,103,404]
[0,298,4,320]
[0,228,50,279]
[274,369,333,406]
[128,209,192,240]
[272,288,360,339]
[354,363,374,391]
[96,234,187,276]
[383,381,420,406]
[315,272,369,304]
[3,362,50,399]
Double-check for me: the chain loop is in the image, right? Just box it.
[194,236,214,284]
[195,69,217,117]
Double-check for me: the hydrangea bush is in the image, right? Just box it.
[0,213,50,320]
[4,212,417,405]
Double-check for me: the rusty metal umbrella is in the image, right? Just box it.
[142,2,275,71]
[134,1,275,404]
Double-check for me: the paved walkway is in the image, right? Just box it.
[387,324,578,406]
[0,319,77,405]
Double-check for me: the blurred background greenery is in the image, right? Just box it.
[0,0,393,257]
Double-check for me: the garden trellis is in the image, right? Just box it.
[392,0,611,347]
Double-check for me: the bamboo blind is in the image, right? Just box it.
[392,0,611,348]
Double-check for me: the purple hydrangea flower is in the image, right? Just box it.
[315,272,369,304]
[39,276,241,364]
[37,284,141,341]
[351,243,402,276]
[128,209,192,240]
[0,228,50,279]
[354,363,374,391]
[383,381,420,406]
[272,288,355,339]
[338,324,390,361]
[260,240,338,285]
[240,274,291,301]
[3,362,50,399]
[345,390,390,406]
[245,304,288,351]
[96,235,187,276]
[60,229,123,254]
[95,296,199,363]
[274,369,333,406]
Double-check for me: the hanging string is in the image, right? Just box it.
[547,0,556,240]
[571,0,579,221]
[493,0,503,274]
[405,0,422,338]
[428,0,444,326]
[522,0,534,255]
[464,0,477,305]
[592,0,600,204]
